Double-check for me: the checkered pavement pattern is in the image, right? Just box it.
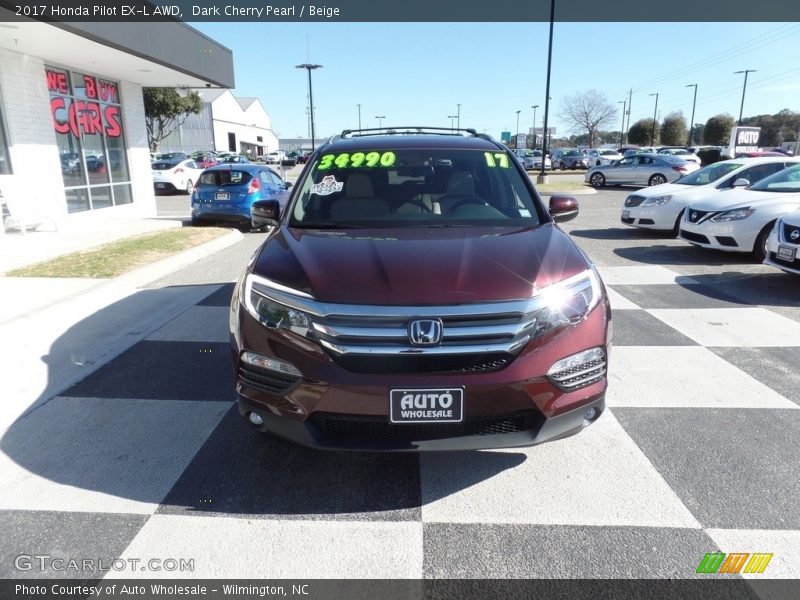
[1,265,799,580]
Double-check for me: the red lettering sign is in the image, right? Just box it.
[98,80,118,103]
[46,69,68,94]
[83,75,97,99]
[50,98,123,138]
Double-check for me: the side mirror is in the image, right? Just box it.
[251,199,280,228]
[732,178,750,188]
[549,195,579,223]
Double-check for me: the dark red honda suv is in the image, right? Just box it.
[230,127,611,451]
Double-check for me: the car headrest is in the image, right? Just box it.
[346,173,375,198]
[447,171,475,196]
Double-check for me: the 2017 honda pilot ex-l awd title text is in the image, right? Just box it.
[230,127,611,451]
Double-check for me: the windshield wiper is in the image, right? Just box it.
[426,223,478,228]
[291,222,367,229]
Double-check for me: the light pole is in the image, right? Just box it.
[735,70,756,125]
[295,63,322,150]
[625,88,633,146]
[357,103,361,130]
[649,92,659,146]
[538,0,555,184]
[531,105,539,149]
[457,103,461,130]
[686,84,698,146]
[375,115,385,131]
[618,100,626,148]
[448,115,457,132]
[515,110,521,144]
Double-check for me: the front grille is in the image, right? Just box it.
[335,353,513,374]
[548,358,606,390]
[238,363,301,395]
[625,194,646,207]
[783,222,800,243]
[686,209,711,224]
[680,230,710,244]
[621,216,635,224]
[308,410,541,442]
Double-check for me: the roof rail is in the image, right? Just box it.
[340,126,479,138]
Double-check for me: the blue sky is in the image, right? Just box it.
[194,21,800,141]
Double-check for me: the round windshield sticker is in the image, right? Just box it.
[310,175,344,196]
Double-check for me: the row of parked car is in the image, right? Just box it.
[618,155,800,275]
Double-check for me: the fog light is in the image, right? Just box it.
[547,347,607,390]
[249,412,264,426]
[584,407,598,420]
[241,351,301,377]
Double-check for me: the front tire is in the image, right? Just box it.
[649,173,667,186]
[753,222,775,262]
[589,172,605,187]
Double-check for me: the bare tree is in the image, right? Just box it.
[559,90,617,148]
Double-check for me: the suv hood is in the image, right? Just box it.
[252,225,589,305]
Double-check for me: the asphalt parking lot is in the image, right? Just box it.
[1,182,798,581]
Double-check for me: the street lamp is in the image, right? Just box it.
[357,103,361,130]
[295,63,322,150]
[531,105,539,149]
[538,0,555,184]
[457,104,461,130]
[649,92,659,146]
[735,70,756,125]
[448,115,457,132]
[617,100,626,148]
[515,110,521,143]
[375,115,386,131]
[686,84,698,146]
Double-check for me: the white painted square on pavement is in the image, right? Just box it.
[420,412,699,528]
[146,305,231,343]
[597,265,699,286]
[605,287,640,310]
[648,307,800,347]
[109,515,424,579]
[706,529,800,579]
[606,346,798,409]
[0,397,229,515]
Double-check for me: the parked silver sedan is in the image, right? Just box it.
[585,153,700,187]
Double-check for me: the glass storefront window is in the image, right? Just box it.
[46,66,130,212]
[0,93,11,175]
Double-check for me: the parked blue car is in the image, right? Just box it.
[190,164,291,229]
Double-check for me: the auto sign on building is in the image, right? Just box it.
[728,126,761,156]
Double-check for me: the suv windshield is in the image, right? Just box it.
[673,162,742,186]
[290,148,542,228]
[749,163,800,193]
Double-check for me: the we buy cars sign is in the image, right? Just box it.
[729,126,761,155]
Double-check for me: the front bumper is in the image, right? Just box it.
[764,225,800,275]
[231,295,610,452]
[678,217,760,253]
[620,204,679,230]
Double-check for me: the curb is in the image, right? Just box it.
[114,228,244,288]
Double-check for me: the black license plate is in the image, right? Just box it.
[777,245,796,262]
[389,388,463,424]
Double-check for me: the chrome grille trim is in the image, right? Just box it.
[318,337,530,356]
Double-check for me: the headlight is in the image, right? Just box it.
[243,273,312,337]
[642,194,672,206]
[527,268,603,339]
[710,208,754,222]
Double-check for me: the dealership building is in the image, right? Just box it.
[0,15,234,229]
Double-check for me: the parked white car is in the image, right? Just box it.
[658,148,701,164]
[621,157,800,234]
[764,207,800,275]
[152,158,204,195]
[678,162,800,260]
[265,151,285,165]
[586,148,622,166]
